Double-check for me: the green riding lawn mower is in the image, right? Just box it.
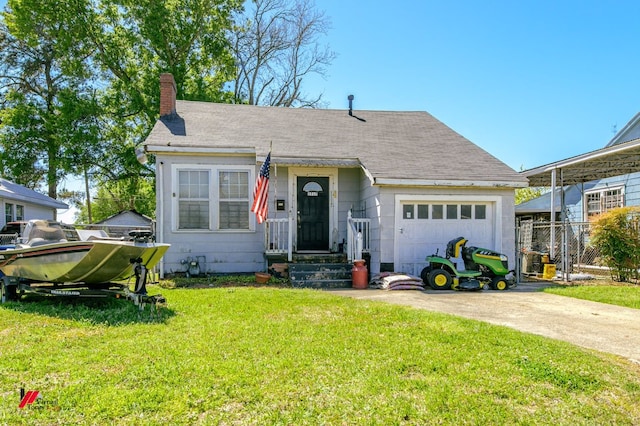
[420,237,515,291]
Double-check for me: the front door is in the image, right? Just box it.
[297,177,329,251]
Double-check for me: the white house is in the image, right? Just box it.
[0,177,68,229]
[143,74,528,280]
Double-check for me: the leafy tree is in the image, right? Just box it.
[75,177,156,223]
[515,186,545,205]
[1,0,333,223]
[231,0,335,107]
[0,0,103,199]
[589,206,640,282]
[1,0,242,217]
[81,0,241,124]
[71,0,243,218]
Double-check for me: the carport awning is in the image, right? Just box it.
[522,138,640,186]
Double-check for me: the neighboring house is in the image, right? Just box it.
[518,112,640,223]
[91,210,154,238]
[143,73,528,277]
[515,184,593,222]
[0,177,68,229]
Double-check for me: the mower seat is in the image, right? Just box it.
[446,237,467,258]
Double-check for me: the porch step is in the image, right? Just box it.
[292,252,348,264]
[289,261,353,289]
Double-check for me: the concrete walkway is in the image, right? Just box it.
[328,281,640,364]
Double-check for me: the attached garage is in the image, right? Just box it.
[393,194,506,276]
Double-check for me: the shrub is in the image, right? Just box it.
[589,207,640,282]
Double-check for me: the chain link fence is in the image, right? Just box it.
[517,219,604,277]
[0,233,18,245]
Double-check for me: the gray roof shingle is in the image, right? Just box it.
[145,101,527,186]
[0,178,68,209]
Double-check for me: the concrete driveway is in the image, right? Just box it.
[328,281,640,364]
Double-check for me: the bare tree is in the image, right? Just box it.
[231,0,335,107]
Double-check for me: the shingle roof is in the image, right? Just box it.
[0,178,68,209]
[145,101,527,186]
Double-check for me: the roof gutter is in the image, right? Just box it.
[373,178,529,188]
[145,145,256,156]
[272,157,361,167]
[522,137,640,177]
[0,191,68,209]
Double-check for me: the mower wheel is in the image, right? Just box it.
[420,267,431,284]
[428,269,452,290]
[491,276,508,291]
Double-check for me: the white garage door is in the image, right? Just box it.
[395,200,495,276]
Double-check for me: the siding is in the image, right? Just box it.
[338,168,362,247]
[0,199,57,229]
[157,156,368,275]
[156,153,266,275]
[360,174,382,272]
[565,172,640,222]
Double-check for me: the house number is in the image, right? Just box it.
[307,191,319,197]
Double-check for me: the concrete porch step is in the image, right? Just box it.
[289,262,353,289]
[292,252,348,264]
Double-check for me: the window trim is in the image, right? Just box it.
[5,202,14,224]
[400,202,489,221]
[171,164,255,232]
[584,185,624,221]
[15,205,24,221]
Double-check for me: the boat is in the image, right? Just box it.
[0,220,170,285]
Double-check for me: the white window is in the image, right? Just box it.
[5,203,13,223]
[173,165,253,231]
[178,170,210,229]
[402,203,488,221]
[15,205,24,221]
[218,171,250,229]
[585,186,624,220]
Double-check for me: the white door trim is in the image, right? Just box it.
[288,167,339,251]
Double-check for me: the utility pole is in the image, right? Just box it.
[84,166,92,223]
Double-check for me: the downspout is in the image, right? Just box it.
[157,161,165,278]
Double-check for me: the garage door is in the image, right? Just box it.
[396,201,495,276]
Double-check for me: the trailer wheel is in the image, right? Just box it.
[491,276,508,291]
[428,269,452,290]
[1,277,17,303]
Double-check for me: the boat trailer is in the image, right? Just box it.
[0,257,165,310]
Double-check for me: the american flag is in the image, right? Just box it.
[251,151,271,223]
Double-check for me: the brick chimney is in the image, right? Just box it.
[159,73,176,117]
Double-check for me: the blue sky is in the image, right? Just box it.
[1,0,639,173]
[308,0,640,171]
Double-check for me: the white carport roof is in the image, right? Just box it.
[520,137,640,280]
[521,138,640,187]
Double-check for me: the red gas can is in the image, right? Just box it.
[352,259,368,289]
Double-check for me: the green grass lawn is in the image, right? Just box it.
[1,285,639,425]
[543,281,640,309]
